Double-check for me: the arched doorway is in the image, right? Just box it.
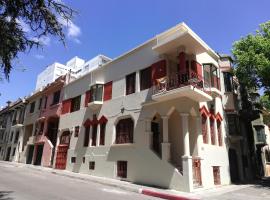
[151,114,162,157]
[229,148,240,183]
[55,130,70,169]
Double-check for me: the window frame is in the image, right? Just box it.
[71,95,81,112]
[140,67,152,91]
[29,102,35,113]
[51,90,61,106]
[126,72,136,95]
[115,118,134,144]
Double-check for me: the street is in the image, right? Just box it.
[1,161,270,200]
[0,162,157,200]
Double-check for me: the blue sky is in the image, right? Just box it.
[0,0,270,107]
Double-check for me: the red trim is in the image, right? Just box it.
[199,105,210,117]
[141,189,199,200]
[215,112,223,121]
[61,99,71,114]
[83,119,92,127]
[99,115,108,124]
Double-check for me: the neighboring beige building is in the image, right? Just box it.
[0,99,26,162]
[53,23,230,192]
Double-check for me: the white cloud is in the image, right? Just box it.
[32,36,51,46]
[58,18,81,44]
[16,19,30,33]
[34,54,45,59]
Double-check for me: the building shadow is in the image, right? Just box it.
[0,191,13,200]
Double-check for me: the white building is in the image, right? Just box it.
[80,55,111,76]
[35,56,111,90]
[35,57,85,90]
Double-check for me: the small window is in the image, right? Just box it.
[14,131,19,143]
[44,96,48,109]
[213,166,221,185]
[89,161,95,170]
[91,124,97,146]
[126,73,136,95]
[74,126,80,137]
[84,126,90,147]
[38,98,42,110]
[223,72,233,92]
[83,157,85,163]
[117,161,127,178]
[99,123,106,145]
[71,157,76,163]
[30,102,35,113]
[140,67,152,90]
[71,96,81,112]
[52,90,61,105]
[12,148,16,156]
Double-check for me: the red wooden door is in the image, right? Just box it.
[193,159,202,187]
[55,145,69,169]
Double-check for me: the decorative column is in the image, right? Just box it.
[136,71,140,92]
[145,118,153,148]
[96,125,100,146]
[181,113,193,192]
[196,116,203,157]
[161,116,170,161]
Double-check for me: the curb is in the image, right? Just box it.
[141,189,199,200]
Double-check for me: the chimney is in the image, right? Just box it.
[6,100,11,107]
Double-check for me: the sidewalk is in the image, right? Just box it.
[0,161,200,200]
[0,161,251,200]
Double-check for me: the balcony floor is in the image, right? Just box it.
[152,85,212,102]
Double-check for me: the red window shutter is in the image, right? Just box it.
[61,99,71,114]
[103,81,112,101]
[84,91,91,107]
[178,52,186,75]
[196,62,202,80]
[151,60,166,85]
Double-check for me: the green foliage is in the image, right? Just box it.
[232,21,270,94]
[0,0,75,79]
[260,94,270,110]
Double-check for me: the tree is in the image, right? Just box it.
[0,0,75,79]
[232,21,270,97]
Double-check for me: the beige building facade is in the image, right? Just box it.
[54,23,230,192]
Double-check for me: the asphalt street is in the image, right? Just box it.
[0,162,157,200]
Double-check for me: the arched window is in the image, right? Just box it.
[210,117,215,145]
[217,120,222,146]
[202,114,208,144]
[60,131,70,145]
[116,118,134,144]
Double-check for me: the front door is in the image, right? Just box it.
[229,148,239,182]
[5,147,11,161]
[55,145,69,169]
[34,144,43,166]
[193,159,202,187]
[151,122,161,156]
[26,145,34,164]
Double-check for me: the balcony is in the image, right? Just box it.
[152,23,210,56]
[87,83,104,110]
[12,119,23,127]
[152,73,212,102]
